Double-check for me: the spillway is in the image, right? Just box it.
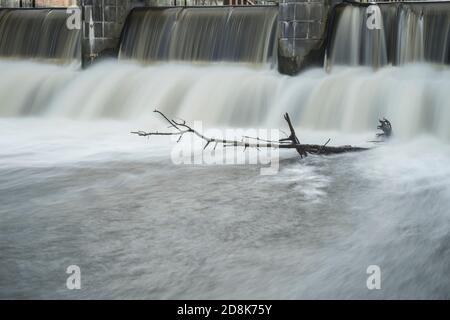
[118,6,279,65]
[328,2,450,68]
[0,9,81,64]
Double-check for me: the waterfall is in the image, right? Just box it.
[119,7,279,65]
[328,2,450,68]
[2,4,450,302]
[0,9,81,64]
[1,4,450,142]
[1,61,450,142]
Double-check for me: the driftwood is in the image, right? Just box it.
[131,110,370,158]
[368,118,393,143]
[377,118,392,139]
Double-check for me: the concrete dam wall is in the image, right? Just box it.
[1,1,450,73]
[0,1,330,72]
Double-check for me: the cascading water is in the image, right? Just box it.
[119,7,279,65]
[1,61,450,142]
[328,4,390,67]
[0,9,81,63]
[396,7,425,64]
[328,2,450,68]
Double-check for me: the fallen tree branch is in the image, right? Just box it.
[131,109,370,157]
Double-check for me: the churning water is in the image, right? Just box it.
[1,60,450,299]
[1,61,450,140]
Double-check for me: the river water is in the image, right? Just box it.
[1,61,450,299]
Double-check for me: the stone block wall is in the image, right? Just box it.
[81,0,134,65]
[278,0,331,74]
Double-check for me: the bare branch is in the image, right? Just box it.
[132,109,370,157]
[243,136,280,144]
[154,109,180,130]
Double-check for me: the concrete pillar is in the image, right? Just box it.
[81,0,135,66]
[278,0,330,75]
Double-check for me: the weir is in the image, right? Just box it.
[1,1,450,141]
[0,0,134,65]
[0,1,450,73]
[119,6,279,65]
[327,1,450,68]
[0,8,81,63]
[0,0,329,71]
